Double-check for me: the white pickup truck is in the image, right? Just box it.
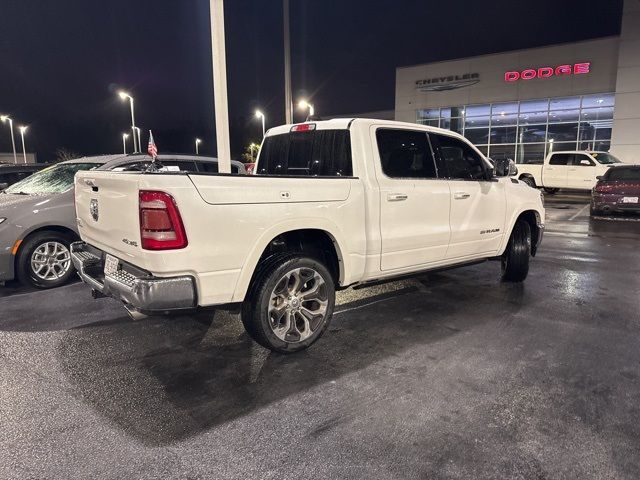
[517,150,622,193]
[71,119,545,353]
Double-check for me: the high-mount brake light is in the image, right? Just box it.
[139,190,188,250]
[290,124,316,132]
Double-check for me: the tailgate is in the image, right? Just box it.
[75,171,142,258]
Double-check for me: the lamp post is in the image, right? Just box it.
[255,110,266,137]
[195,138,202,155]
[298,100,314,120]
[0,115,17,163]
[249,143,258,161]
[135,126,142,152]
[18,126,28,164]
[118,91,138,153]
[122,133,129,155]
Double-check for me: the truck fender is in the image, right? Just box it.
[231,219,349,303]
[498,207,544,257]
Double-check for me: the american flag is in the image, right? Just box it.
[147,130,158,159]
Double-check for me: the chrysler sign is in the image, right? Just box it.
[505,62,591,82]
[416,73,480,92]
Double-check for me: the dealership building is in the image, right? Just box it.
[395,0,640,164]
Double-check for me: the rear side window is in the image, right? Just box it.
[549,154,571,165]
[257,130,353,176]
[376,129,437,178]
[606,167,640,181]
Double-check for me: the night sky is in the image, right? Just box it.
[0,0,623,162]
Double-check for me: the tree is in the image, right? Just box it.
[54,148,80,164]
[241,142,261,163]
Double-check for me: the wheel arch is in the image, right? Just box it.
[518,173,536,187]
[232,225,347,302]
[14,225,78,260]
[500,209,543,257]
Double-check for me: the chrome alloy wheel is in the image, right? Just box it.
[30,241,71,281]
[268,267,329,343]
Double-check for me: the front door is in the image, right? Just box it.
[374,127,451,271]
[543,153,571,188]
[567,153,598,189]
[430,133,506,260]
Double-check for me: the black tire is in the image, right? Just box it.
[520,176,536,188]
[501,220,531,283]
[16,231,76,289]
[241,253,336,353]
[543,188,559,195]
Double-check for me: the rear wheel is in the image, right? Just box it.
[241,254,335,353]
[520,176,536,188]
[16,231,76,289]
[543,188,559,195]
[501,220,531,282]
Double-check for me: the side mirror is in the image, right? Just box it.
[580,159,592,166]
[0,182,7,191]
[596,175,603,180]
[494,158,518,177]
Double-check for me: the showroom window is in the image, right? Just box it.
[416,93,615,164]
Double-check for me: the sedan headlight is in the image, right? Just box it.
[0,218,6,225]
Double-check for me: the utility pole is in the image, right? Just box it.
[210,0,231,173]
[283,0,293,124]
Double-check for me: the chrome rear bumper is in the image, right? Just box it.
[70,241,196,311]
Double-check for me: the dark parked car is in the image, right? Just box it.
[0,163,48,190]
[591,164,640,215]
[0,154,246,289]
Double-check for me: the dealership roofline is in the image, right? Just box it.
[395,34,620,71]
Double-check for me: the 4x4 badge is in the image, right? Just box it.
[90,199,99,221]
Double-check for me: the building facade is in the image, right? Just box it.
[395,1,640,164]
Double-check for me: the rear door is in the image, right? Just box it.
[430,133,506,260]
[567,153,598,189]
[373,127,451,271]
[543,153,571,188]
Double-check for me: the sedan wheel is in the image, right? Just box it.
[16,231,76,289]
[30,241,72,282]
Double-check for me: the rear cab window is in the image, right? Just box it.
[606,167,640,181]
[257,129,353,177]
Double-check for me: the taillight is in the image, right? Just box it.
[594,182,612,194]
[139,191,188,250]
[290,123,316,132]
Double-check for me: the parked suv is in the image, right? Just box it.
[0,163,48,190]
[0,154,245,288]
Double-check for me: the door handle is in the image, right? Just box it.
[453,192,471,199]
[387,193,408,202]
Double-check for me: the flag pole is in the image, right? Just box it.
[210,0,232,174]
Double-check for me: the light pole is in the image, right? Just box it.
[209,0,231,173]
[122,133,129,155]
[18,126,28,163]
[135,126,142,153]
[298,100,314,120]
[195,138,202,155]
[0,115,17,163]
[255,110,265,137]
[118,91,138,153]
[283,0,293,124]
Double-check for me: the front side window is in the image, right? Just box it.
[376,129,437,179]
[258,129,352,177]
[4,163,101,195]
[432,134,487,180]
[570,154,595,166]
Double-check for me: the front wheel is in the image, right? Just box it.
[241,254,336,353]
[501,220,531,283]
[16,231,76,288]
[520,176,536,188]
[543,188,559,195]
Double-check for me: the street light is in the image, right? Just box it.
[0,115,17,163]
[18,126,28,164]
[298,100,314,119]
[122,133,129,155]
[249,143,258,161]
[195,138,202,155]
[135,126,142,153]
[118,91,138,153]
[255,110,266,137]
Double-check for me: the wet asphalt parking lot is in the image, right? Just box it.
[1,192,640,479]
